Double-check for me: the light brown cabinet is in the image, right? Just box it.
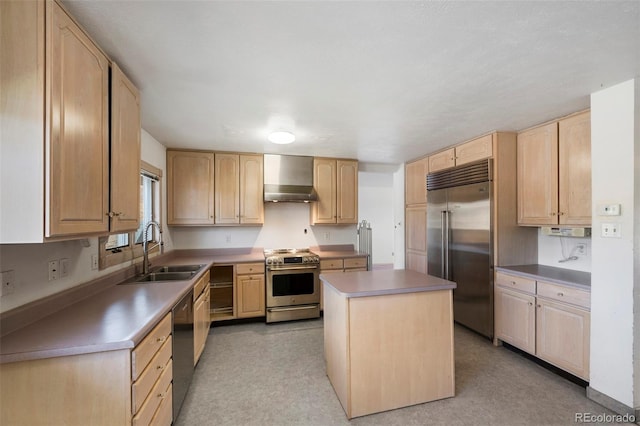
[236,262,265,318]
[319,256,368,310]
[167,150,215,225]
[517,111,591,226]
[194,271,211,365]
[311,158,358,225]
[404,157,429,273]
[214,154,264,224]
[0,0,143,242]
[428,134,493,173]
[0,313,173,425]
[109,63,141,233]
[494,271,590,380]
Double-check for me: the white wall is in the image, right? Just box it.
[358,167,395,266]
[0,129,168,313]
[634,77,640,411]
[537,232,591,272]
[589,79,636,409]
[393,165,405,269]
[170,203,356,249]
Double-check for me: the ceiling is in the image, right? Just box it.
[63,1,640,165]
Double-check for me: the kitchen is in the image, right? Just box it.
[1,1,639,425]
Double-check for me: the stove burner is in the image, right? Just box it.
[264,248,320,266]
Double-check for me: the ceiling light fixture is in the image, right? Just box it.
[268,131,295,144]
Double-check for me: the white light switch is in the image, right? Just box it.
[601,223,621,238]
[597,204,622,216]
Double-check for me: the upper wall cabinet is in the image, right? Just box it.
[214,153,264,225]
[311,158,358,225]
[405,157,429,206]
[167,150,215,225]
[109,63,141,233]
[0,0,140,242]
[517,111,591,226]
[428,134,493,173]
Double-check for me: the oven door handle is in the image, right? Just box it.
[268,265,319,271]
[267,305,319,312]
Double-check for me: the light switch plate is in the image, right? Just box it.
[597,204,621,216]
[601,223,621,238]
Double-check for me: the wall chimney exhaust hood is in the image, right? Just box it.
[263,154,318,203]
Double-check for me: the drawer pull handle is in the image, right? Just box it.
[156,336,166,343]
[157,365,164,370]
[537,304,541,308]
[557,292,564,297]
[528,302,533,306]
[511,281,516,285]
[158,392,165,399]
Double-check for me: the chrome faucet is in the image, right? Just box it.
[142,221,163,275]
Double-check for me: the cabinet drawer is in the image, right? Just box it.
[132,336,172,414]
[320,259,344,270]
[537,281,590,309]
[495,272,536,294]
[236,263,265,275]
[132,313,171,381]
[194,270,210,300]
[344,257,367,269]
[150,383,173,426]
[132,358,173,426]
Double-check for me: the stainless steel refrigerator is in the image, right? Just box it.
[427,160,493,339]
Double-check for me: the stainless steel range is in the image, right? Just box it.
[264,248,321,323]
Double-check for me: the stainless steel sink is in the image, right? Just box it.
[151,264,205,273]
[135,271,196,282]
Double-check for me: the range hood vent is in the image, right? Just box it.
[263,154,318,203]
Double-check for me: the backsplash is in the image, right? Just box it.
[537,229,592,272]
[170,203,357,250]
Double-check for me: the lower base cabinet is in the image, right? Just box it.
[210,263,266,321]
[494,272,590,380]
[319,256,368,310]
[0,313,173,425]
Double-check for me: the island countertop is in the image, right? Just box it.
[320,269,456,298]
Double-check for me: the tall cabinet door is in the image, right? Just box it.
[110,63,141,233]
[312,158,336,224]
[167,151,215,225]
[336,160,358,224]
[239,154,264,224]
[47,1,109,236]
[517,122,558,225]
[405,158,428,205]
[215,154,240,224]
[559,111,591,225]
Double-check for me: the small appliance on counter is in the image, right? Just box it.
[264,248,321,323]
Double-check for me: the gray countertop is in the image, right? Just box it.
[0,248,266,364]
[321,269,456,298]
[496,264,591,290]
[310,244,368,260]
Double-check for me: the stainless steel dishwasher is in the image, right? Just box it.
[172,288,194,421]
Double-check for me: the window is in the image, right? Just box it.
[99,161,162,269]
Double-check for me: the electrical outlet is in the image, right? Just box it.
[324,232,330,241]
[91,254,99,270]
[60,258,70,277]
[0,270,15,297]
[576,244,586,255]
[225,235,231,243]
[48,260,59,281]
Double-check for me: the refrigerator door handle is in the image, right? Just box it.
[440,210,446,278]
[445,210,451,280]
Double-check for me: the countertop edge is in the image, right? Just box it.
[325,283,456,298]
[496,266,590,290]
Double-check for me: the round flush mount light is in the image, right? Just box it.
[268,131,295,144]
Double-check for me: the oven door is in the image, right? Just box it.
[266,265,320,308]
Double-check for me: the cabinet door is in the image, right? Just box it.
[193,292,206,365]
[517,122,558,225]
[110,63,140,232]
[239,154,264,224]
[336,160,358,224]
[455,134,493,166]
[405,251,427,274]
[405,205,426,252]
[405,158,428,205]
[237,274,265,318]
[312,158,337,224]
[559,111,591,225]
[428,148,455,173]
[495,287,535,354]
[215,153,240,224]
[536,298,590,380]
[167,151,215,225]
[48,1,109,236]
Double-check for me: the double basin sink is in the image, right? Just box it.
[127,264,206,283]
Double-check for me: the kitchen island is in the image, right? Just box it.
[321,269,457,419]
